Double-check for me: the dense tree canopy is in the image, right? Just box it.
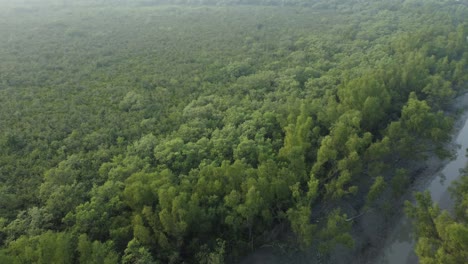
[406,165,468,264]
[0,0,466,263]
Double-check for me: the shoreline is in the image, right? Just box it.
[348,91,468,264]
[239,92,468,264]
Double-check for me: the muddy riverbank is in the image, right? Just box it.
[349,91,468,264]
[240,92,468,264]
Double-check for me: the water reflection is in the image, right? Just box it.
[378,117,468,264]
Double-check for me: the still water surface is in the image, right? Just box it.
[377,116,468,264]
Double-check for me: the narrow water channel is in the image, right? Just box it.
[241,96,468,264]
[376,116,468,264]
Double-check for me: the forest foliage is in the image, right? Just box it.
[406,164,468,264]
[0,0,467,263]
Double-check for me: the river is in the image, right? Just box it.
[375,111,468,264]
[240,94,468,264]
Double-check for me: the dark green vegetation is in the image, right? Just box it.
[0,0,466,263]
[406,164,468,264]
